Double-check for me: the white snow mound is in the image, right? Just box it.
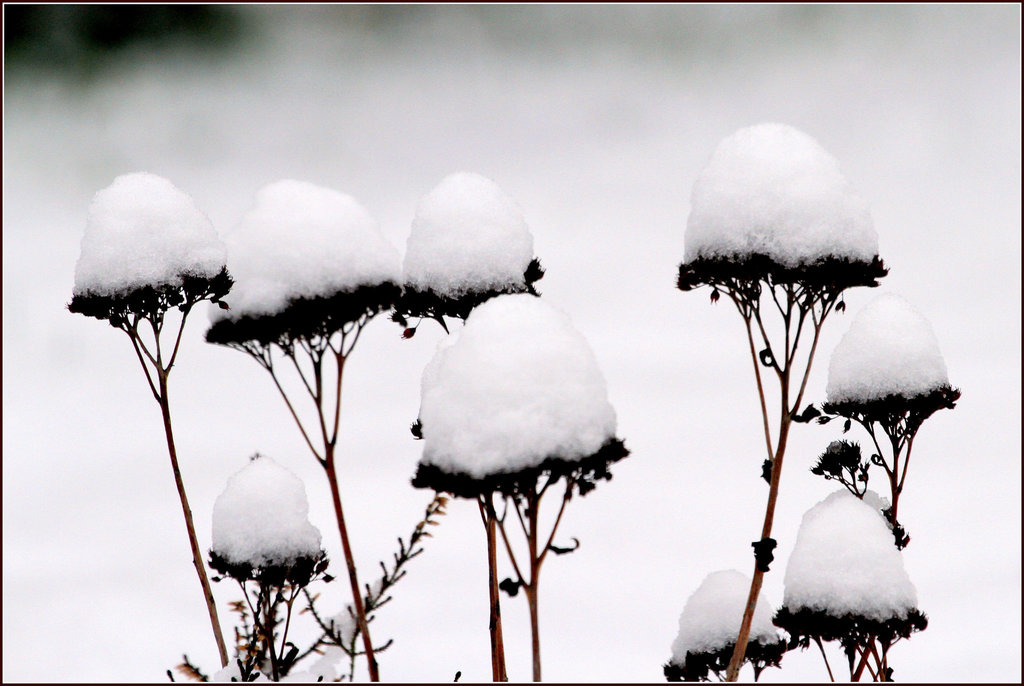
[211,455,322,568]
[73,172,226,296]
[670,569,781,665]
[684,123,877,267]
[783,490,918,621]
[216,179,401,319]
[418,294,616,477]
[826,293,949,404]
[403,172,534,297]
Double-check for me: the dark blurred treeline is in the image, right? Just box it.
[3,5,242,72]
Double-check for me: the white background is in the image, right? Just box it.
[4,5,1020,682]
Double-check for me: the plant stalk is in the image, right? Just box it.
[324,447,379,681]
[527,488,542,682]
[480,498,508,681]
[157,371,230,667]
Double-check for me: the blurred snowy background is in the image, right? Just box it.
[3,5,1020,682]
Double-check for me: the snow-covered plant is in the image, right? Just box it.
[68,172,232,667]
[675,123,887,680]
[412,294,629,681]
[397,171,544,681]
[395,171,544,332]
[207,455,329,682]
[206,179,403,681]
[813,294,960,548]
[665,570,785,682]
[774,490,927,681]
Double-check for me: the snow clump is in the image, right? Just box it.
[826,293,950,405]
[782,489,918,622]
[73,172,226,296]
[684,123,877,268]
[669,569,781,665]
[215,179,401,319]
[417,293,616,478]
[211,456,322,570]
[403,172,535,297]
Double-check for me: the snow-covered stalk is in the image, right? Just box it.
[400,172,547,680]
[209,455,331,681]
[774,490,926,683]
[676,124,887,681]
[412,295,627,682]
[70,173,233,667]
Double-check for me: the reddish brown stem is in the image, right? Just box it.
[324,448,378,681]
[527,488,542,682]
[157,371,230,667]
[480,498,508,681]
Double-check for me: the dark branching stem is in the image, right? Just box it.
[122,313,229,668]
[495,477,574,682]
[725,283,837,681]
[233,316,379,680]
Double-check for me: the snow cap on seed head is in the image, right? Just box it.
[416,293,617,480]
[73,172,226,297]
[782,489,918,622]
[669,569,782,664]
[403,172,535,298]
[684,123,877,268]
[211,455,323,573]
[826,293,950,405]
[214,179,401,320]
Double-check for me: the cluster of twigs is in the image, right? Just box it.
[677,255,886,681]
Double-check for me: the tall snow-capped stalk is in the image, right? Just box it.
[411,295,628,683]
[206,180,409,681]
[69,172,234,668]
[676,123,887,681]
[397,171,547,681]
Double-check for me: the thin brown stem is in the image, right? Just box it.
[728,299,831,681]
[741,314,775,461]
[814,637,834,682]
[265,366,323,462]
[480,497,508,681]
[324,448,378,681]
[157,371,230,667]
[526,487,542,682]
[538,481,572,567]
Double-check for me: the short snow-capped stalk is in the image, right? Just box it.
[665,570,785,682]
[774,490,927,682]
[209,455,330,681]
[412,295,629,682]
[207,180,406,681]
[69,173,232,667]
[816,294,960,549]
[398,171,545,680]
[676,124,887,680]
